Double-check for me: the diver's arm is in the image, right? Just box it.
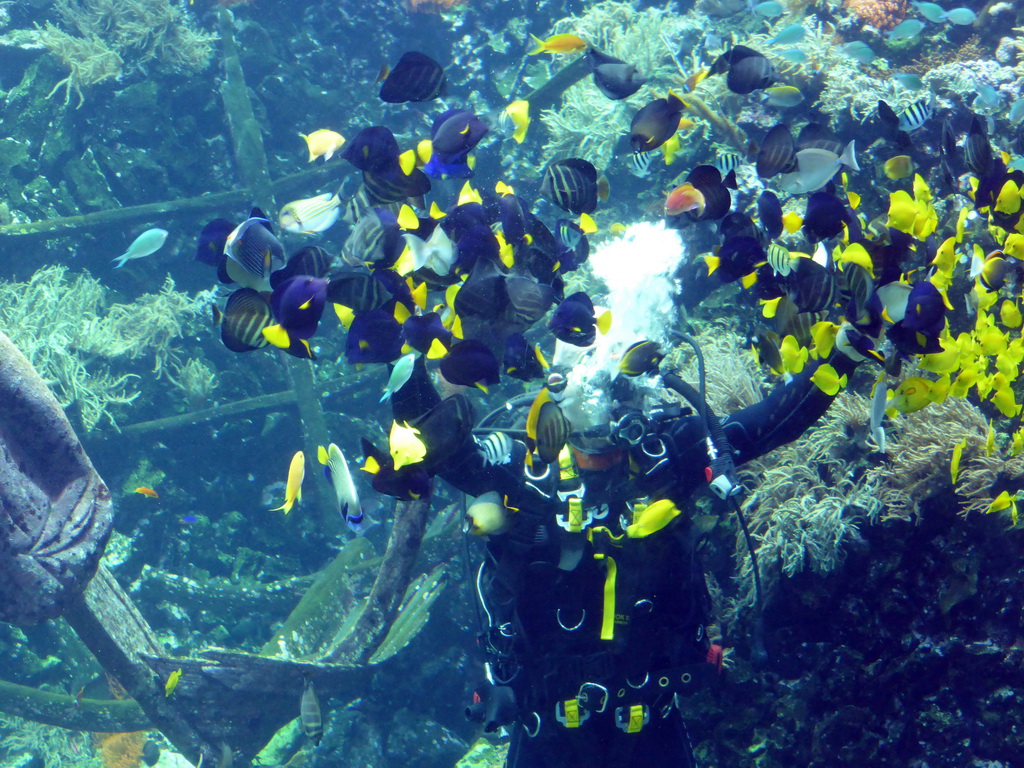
[653,355,857,499]
[721,353,858,464]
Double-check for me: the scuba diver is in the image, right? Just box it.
[389,327,865,768]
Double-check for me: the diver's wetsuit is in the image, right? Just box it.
[429,356,854,768]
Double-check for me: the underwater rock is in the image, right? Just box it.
[64,147,120,211]
[92,145,172,205]
[0,331,113,624]
[385,709,468,768]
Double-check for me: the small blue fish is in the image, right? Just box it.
[380,352,417,403]
[778,48,809,64]
[839,40,876,64]
[893,73,924,90]
[974,85,1002,112]
[767,23,806,46]
[913,2,948,22]
[1009,99,1024,124]
[944,7,976,25]
[887,19,925,40]
[753,0,785,18]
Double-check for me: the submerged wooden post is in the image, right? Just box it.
[217,6,275,211]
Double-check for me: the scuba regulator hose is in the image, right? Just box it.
[662,332,769,667]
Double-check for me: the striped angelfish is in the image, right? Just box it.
[475,431,514,466]
[300,679,323,746]
[766,243,795,277]
[714,151,744,176]
[898,99,932,132]
[628,151,654,178]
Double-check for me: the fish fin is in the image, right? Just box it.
[399,150,417,176]
[262,324,291,349]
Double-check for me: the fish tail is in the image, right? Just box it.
[527,33,546,55]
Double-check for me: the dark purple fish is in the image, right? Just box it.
[628,92,685,152]
[504,332,545,381]
[341,126,401,173]
[379,51,446,103]
[270,276,329,340]
[402,312,452,356]
[345,309,403,365]
[440,339,501,390]
[548,291,596,347]
[195,218,234,267]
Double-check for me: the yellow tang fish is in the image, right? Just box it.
[272,451,305,514]
[950,438,967,485]
[390,421,427,470]
[165,668,182,698]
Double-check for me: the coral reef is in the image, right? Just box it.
[0,267,204,430]
[167,358,219,411]
[0,715,95,768]
[843,0,909,31]
[539,1,704,169]
[867,396,1024,520]
[664,328,766,416]
[37,0,217,106]
[93,730,145,768]
[726,392,883,617]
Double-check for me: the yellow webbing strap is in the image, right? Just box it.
[558,447,577,480]
[562,699,580,728]
[567,498,583,532]
[594,553,617,641]
[626,704,644,733]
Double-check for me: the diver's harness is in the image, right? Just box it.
[466,332,766,736]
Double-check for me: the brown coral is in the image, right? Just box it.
[843,0,909,31]
[93,731,146,768]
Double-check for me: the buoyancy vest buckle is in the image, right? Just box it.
[615,704,649,734]
[557,496,593,532]
[555,698,589,729]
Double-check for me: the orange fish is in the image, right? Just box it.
[665,183,705,217]
[134,487,159,498]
